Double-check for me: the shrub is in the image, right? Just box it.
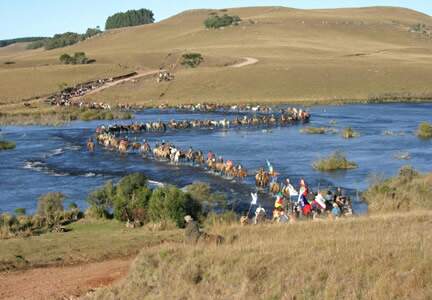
[181,53,203,68]
[14,208,26,216]
[36,192,65,218]
[0,140,16,150]
[113,173,150,221]
[417,122,432,139]
[86,181,115,218]
[148,185,201,227]
[341,127,359,139]
[204,14,241,29]
[59,52,90,65]
[313,151,358,172]
[26,40,46,49]
[185,182,227,213]
[68,202,78,210]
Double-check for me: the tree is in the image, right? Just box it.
[105,9,155,30]
[148,185,201,227]
[181,53,204,68]
[86,181,115,218]
[204,14,241,29]
[59,53,73,64]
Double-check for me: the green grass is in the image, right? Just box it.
[313,151,358,171]
[0,140,16,150]
[417,122,432,139]
[0,219,181,272]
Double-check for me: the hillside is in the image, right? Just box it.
[1,6,432,106]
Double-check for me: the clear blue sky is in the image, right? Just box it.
[1,0,431,40]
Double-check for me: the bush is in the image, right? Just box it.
[68,202,78,210]
[113,173,150,221]
[26,40,46,49]
[148,186,201,228]
[14,208,26,216]
[185,182,227,213]
[417,122,432,139]
[37,193,65,224]
[313,151,358,172]
[59,52,90,65]
[105,9,154,30]
[341,127,359,139]
[86,181,115,218]
[181,53,203,68]
[204,14,241,29]
[0,140,16,150]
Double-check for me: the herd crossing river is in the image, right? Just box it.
[0,103,431,214]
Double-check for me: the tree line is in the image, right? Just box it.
[26,27,102,50]
[0,37,47,48]
[105,8,154,30]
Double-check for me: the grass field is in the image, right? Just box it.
[88,211,432,300]
[0,219,181,272]
[1,6,432,109]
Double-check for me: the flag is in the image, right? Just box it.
[266,160,274,173]
[251,192,258,205]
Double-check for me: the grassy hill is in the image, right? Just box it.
[86,211,432,300]
[1,6,432,107]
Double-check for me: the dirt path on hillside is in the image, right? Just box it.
[0,258,132,300]
[83,69,163,98]
[231,57,259,68]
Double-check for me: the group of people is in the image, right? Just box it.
[251,178,353,225]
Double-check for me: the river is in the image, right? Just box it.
[1,103,431,214]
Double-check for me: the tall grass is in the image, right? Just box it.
[363,166,432,212]
[313,151,357,171]
[300,127,328,134]
[88,211,432,300]
[417,122,432,139]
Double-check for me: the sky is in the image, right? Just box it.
[1,0,431,40]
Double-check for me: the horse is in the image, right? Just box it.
[255,170,270,188]
[118,140,129,153]
[86,139,95,152]
[270,182,280,195]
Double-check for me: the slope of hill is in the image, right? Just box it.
[1,6,432,106]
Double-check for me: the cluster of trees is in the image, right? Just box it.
[105,9,154,30]
[87,173,226,227]
[59,52,92,65]
[204,14,241,29]
[181,53,204,68]
[26,27,102,50]
[0,37,46,48]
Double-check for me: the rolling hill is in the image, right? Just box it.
[1,6,432,107]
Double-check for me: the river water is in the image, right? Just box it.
[1,103,431,214]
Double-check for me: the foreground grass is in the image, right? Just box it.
[313,151,358,172]
[88,211,432,300]
[0,219,181,272]
[0,140,16,150]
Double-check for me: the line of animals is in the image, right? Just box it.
[94,108,310,136]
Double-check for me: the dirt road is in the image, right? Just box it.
[0,258,132,300]
[230,57,259,68]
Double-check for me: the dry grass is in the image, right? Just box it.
[88,211,432,300]
[1,6,432,106]
[363,166,432,212]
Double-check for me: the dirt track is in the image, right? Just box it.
[0,258,132,300]
[230,57,259,68]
